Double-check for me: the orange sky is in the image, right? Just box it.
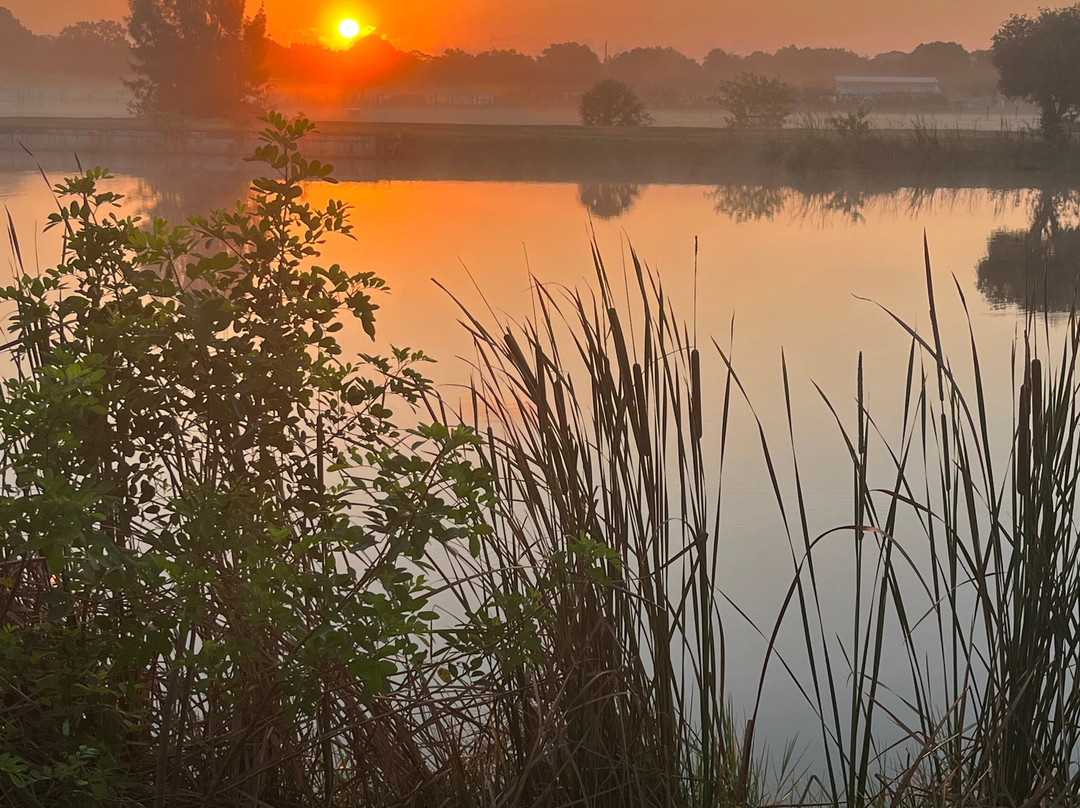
[1,0,1054,56]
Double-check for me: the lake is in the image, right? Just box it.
[1,149,1073,762]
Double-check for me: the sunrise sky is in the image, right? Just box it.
[1,0,1054,57]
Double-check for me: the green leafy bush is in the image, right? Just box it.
[0,112,492,806]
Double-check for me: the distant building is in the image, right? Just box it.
[834,76,942,99]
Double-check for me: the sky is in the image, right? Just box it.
[1,0,1052,57]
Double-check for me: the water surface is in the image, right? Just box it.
[2,153,1073,756]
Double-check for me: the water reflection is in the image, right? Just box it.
[130,158,251,222]
[702,180,1080,313]
[707,183,996,226]
[577,183,644,219]
[707,184,788,222]
[131,169,1080,314]
[977,190,1080,312]
[0,150,253,224]
[11,146,1078,317]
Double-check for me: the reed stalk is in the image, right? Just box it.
[439,241,758,807]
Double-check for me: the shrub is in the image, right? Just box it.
[579,78,654,126]
[0,112,492,806]
[825,105,872,137]
[713,73,794,128]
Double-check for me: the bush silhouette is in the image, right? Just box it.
[579,78,653,126]
[712,73,794,128]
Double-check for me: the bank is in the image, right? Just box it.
[0,116,1075,184]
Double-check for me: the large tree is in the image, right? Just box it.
[127,0,268,117]
[992,4,1080,141]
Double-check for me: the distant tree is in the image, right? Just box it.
[963,49,1000,96]
[890,41,976,94]
[907,41,970,75]
[53,20,130,75]
[59,19,129,49]
[763,46,868,88]
[472,48,536,90]
[334,36,419,88]
[712,73,794,128]
[264,37,418,88]
[579,78,653,126]
[424,47,474,87]
[606,46,704,99]
[127,0,268,117]
[0,7,39,67]
[417,47,537,92]
[869,50,908,72]
[0,7,32,43]
[992,5,1080,140]
[703,48,743,81]
[538,42,602,89]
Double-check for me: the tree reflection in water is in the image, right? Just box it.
[706,183,965,225]
[577,183,644,219]
[133,158,252,222]
[707,184,788,222]
[704,179,1080,312]
[79,163,1080,315]
[977,190,1080,312]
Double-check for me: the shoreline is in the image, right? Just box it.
[0,117,1075,185]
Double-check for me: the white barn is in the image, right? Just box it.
[834,76,942,98]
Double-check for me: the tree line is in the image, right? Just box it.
[0,3,998,104]
[4,0,1080,141]
[356,41,997,102]
[0,8,128,77]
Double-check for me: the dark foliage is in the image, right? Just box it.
[977,190,1080,309]
[577,182,644,218]
[127,0,268,117]
[538,41,603,89]
[606,46,706,100]
[579,78,653,126]
[992,4,1080,140]
[0,5,1006,106]
[0,113,492,806]
[52,20,130,75]
[713,73,794,128]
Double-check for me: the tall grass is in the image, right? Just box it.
[719,237,1080,807]
[435,242,769,807]
[442,232,1080,807]
[775,124,1073,173]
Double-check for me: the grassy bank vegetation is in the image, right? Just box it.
[765,119,1080,173]
[4,114,1080,807]
[10,117,1080,182]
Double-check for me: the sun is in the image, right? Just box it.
[338,18,362,40]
